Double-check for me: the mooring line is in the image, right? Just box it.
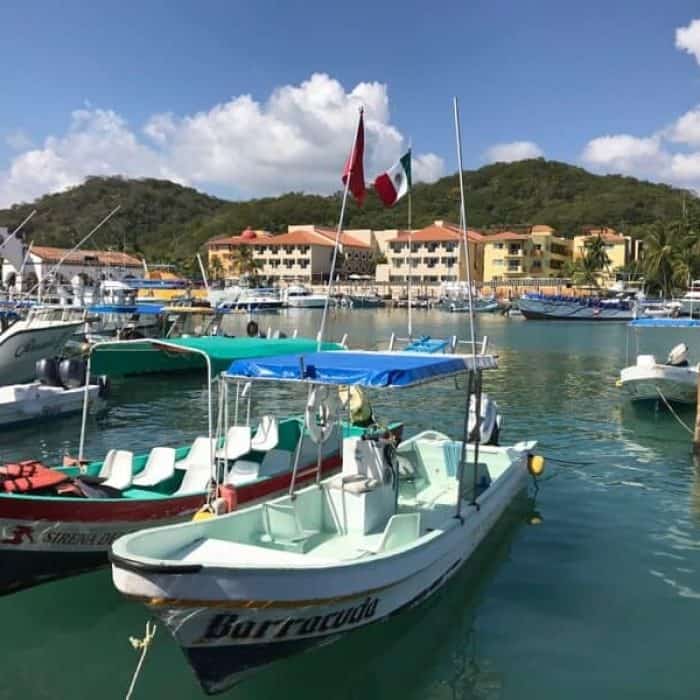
[655,388,694,436]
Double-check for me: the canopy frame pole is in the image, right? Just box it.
[407,184,413,339]
[455,370,474,521]
[289,384,315,498]
[470,369,483,507]
[78,351,92,463]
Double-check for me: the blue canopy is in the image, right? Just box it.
[629,318,700,328]
[226,350,496,388]
[89,303,165,315]
[404,336,450,354]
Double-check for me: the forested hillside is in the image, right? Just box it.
[0,160,697,272]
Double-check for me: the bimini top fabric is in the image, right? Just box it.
[227,350,496,388]
[155,336,343,363]
[629,318,700,328]
[89,304,165,315]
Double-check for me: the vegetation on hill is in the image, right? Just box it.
[0,160,698,280]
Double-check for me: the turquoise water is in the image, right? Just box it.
[3,310,700,699]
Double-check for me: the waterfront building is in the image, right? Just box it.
[0,227,143,291]
[374,220,484,286]
[482,226,573,282]
[206,225,373,283]
[572,228,638,284]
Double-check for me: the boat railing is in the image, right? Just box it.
[386,333,488,355]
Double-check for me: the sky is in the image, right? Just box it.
[1,0,700,208]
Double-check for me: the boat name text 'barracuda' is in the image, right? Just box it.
[199,596,379,642]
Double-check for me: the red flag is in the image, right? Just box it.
[342,110,365,206]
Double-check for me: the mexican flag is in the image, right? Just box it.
[374,150,411,207]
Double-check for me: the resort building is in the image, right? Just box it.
[0,227,143,291]
[374,221,484,286]
[206,225,373,283]
[482,226,573,282]
[572,228,639,284]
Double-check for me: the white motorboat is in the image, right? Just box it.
[0,307,84,385]
[282,285,328,309]
[619,343,698,404]
[111,349,541,694]
[0,356,106,429]
[677,280,700,317]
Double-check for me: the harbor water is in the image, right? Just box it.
[2,309,700,699]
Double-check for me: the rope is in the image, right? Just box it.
[655,387,694,435]
[125,620,157,700]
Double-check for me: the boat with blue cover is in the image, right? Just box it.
[110,349,541,694]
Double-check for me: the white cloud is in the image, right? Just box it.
[667,106,700,146]
[580,134,668,175]
[483,141,543,164]
[676,19,700,65]
[0,73,445,208]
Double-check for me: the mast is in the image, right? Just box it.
[453,96,482,520]
[407,146,413,338]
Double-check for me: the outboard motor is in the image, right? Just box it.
[35,357,62,386]
[467,393,501,446]
[667,343,689,367]
[58,358,87,388]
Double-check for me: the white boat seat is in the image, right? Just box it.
[133,447,176,487]
[251,415,279,452]
[102,450,133,491]
[225,460,260,486]
[216,425,252,462]
[98,449,117,479]
[375,513,421,553]
[174,461,213,496]
[260,502,320,553]
[175,436,216,470]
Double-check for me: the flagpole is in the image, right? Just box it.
[317,108,362,350]
[407,182,413,338]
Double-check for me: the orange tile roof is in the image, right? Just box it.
[484,231,530,241]
[207,227,370,249]
[580,233,626,244]
[388,223,484,244]
[30,246,142,267]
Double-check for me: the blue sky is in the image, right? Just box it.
[1,0,700,206]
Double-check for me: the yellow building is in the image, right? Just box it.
[374,220,483,285]
[573,228,632,284]
[482,226,573,282]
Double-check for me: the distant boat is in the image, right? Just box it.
[282,285,328,309]
[619,343,698,404]
[344,292,385,308]
[0,307,84,385]
[676,280,700,317]
[519,293,637,321]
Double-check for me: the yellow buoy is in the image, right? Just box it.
[192,506,214,522]
[528,454,545,477]
[615,379,623,387]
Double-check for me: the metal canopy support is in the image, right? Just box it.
[455,370,474,521]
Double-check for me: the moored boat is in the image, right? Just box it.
[110,349,540,693]
[519,292,637,321]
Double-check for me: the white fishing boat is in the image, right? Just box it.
[0,357,105,429]
[0,307,84,385]
[619,343,698,404]
[111,350,541,693]
[677,280,700,317]
[282,285,328,309]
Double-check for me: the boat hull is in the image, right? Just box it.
[0,384,100,429]
[113,451,528,694]
[519,298,634,321]
[0,454,342,595]
[619,364,698,404]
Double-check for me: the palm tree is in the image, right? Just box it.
[584,235,612,272]
[564,256,598,287]
[231,245,262,282]
[641,222,682,297]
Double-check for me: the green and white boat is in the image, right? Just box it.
[111,349,542,694]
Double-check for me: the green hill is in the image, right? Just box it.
[0,160,697,272]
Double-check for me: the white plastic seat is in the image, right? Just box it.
[176,437,216,470]
[251,416,279,452]
[261,502,320,552]
[216,425,252,461]
[375,513,421,553]
[175,461,213,496]
[133,447,176,487]
[225,460,260,486]
[98,449,117,479]
[102,450,133,491]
